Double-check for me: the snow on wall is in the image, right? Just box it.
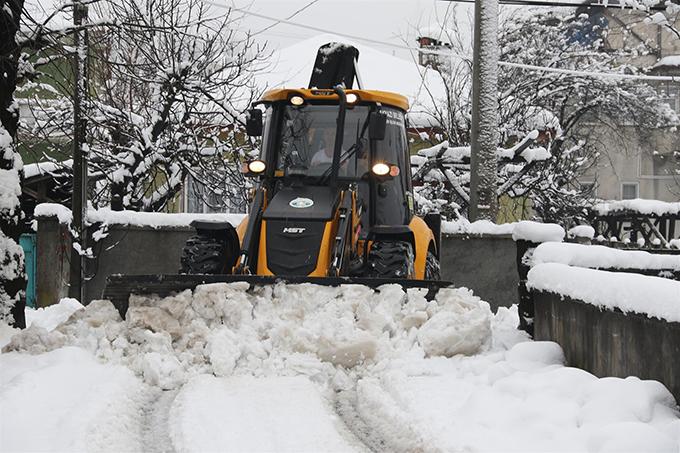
[442,218,565,243]
[34,203,246,229]
[533,242,680,271]
[511,221,565,243]
[593,199,680,216]
[442,218,516,236]
[528,263,680,322]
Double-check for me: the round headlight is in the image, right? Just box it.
[248,160,266,173]
[389,165,400,177]
[290,95,304,106]
[372,162,390,176]
[346,93,358,104]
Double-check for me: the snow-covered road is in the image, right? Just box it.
[2,283,680,452]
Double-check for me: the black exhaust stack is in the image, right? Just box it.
[309,43,360,89]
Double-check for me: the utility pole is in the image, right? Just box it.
[68,0,89,301]
[469,0,500,221]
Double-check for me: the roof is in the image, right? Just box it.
[260,88,409,112]
[254,34,445,119]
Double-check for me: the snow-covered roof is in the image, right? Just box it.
[23,160,72,180]
[652,55,680,70]
[254,34,446,124]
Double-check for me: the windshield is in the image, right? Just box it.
[276,105,370,180]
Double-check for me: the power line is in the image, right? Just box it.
[204,0,679,82]
[440,0,669,10]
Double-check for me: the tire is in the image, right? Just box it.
[366,241,414,278]
[425,251,441,281]
[180,235,230,274]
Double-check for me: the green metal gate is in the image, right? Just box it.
[19,233,36,309]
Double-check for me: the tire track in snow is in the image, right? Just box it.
[141,388,179,453]
[335,387,386,452]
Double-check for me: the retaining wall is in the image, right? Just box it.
[534,291,680,401]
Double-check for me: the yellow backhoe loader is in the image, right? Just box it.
[104,43,450,316]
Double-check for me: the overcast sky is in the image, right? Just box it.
[229,0,476,59]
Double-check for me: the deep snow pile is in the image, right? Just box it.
[3,283,493,389]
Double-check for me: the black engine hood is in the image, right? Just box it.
[263,186,339,221]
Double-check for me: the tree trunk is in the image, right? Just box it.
[0,0,26,328]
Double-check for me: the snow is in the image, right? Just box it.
[568,224,596,239]
[593,199,680,216]
[442,219,565,242]
[169,375,361,452]
[653,55,680,69]
[34,203,246,228]
[442,218,516,235]
[533,242,680,271]
[24,298,84,331]
[528,263,680,322]
[2,284,680,451]
[512,221,566,243]
[22,159,72,179]
[0,347,148,452]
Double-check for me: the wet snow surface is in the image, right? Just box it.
[2,283,680,452]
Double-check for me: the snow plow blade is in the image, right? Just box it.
[103,274,454,318]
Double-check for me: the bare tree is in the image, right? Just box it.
[412,8,679,224]
[18,0,266,212]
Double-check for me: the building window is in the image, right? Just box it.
[658,81,680,113]
[640,152,679,178]
[621,182,639,200]
[580,181,597,197]
[184,172,247,214]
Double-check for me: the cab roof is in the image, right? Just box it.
[260,88,409,112]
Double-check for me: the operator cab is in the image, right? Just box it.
[248,88,414,230]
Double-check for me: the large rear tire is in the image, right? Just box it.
[180,235,231,274]
[425,251,441,280]
[366,241,414,278]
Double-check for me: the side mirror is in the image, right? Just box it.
[369,112,387,141]
[246,109,263,136]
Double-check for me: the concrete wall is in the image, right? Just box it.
[36,218,71,307]
[82,225,194,303]
[36,216,194,306]
[440,234,518,312]
[534,291,680,402]
[37,217,521,311]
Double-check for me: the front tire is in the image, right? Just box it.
[180,235,231,274]
[425,251,441,280]
[366,241,414,278]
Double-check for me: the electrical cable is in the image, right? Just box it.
[201,0,680,82]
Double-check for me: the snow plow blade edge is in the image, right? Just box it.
[103,274,454,318]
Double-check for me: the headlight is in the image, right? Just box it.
[372,162,390,176]
[248,160,266,173]
[346,93,358,104]
[290,95,304,106]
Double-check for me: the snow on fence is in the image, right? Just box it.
[532,242,680,278]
